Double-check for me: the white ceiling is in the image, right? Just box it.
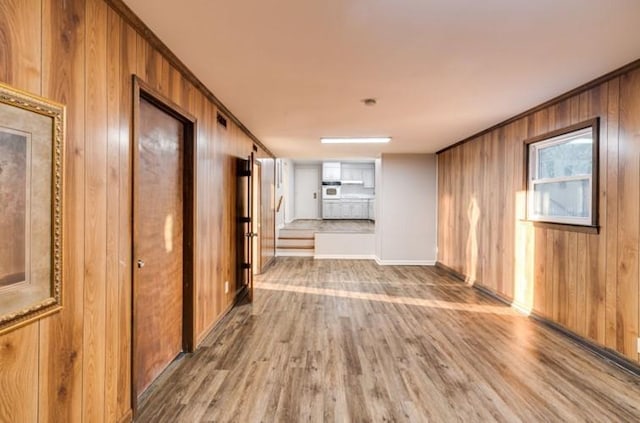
[123,0,640,159]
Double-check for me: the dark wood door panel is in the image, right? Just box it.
[134,97,184,397]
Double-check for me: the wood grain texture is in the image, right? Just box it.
[0,0,274,421]
[438,66,640,363]
[83,0,108,420]
[39,0,86,422]
[134,98,184,397]
[105,7,121,422]
[0,323,38,423]
[136,258,640,422]
[0,2,41,422]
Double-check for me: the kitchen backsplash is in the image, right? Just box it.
[341,184,375,197]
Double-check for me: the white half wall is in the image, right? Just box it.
[314,233,375,259]
[375,154,437,263]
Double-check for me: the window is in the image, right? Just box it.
[525,118,599,228]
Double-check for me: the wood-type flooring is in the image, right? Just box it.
[136,258,640,422]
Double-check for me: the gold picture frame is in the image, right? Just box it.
[0,82,64,335]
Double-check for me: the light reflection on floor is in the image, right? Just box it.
[257,281,519,316]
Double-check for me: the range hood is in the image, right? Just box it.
[340,180,364,185]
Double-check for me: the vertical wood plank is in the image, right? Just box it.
[605,78,620,350]
[0,0,41,93]
[580,85,608,344]
[104,6,121,423]
[0,2,42,422]
[0,324,39,423]
[116,20,137,419]
[83,0,108,420]
[39,0,86,421]
[617,68,640,359]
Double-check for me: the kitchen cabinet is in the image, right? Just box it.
[322,162,341,181]
[368,199,375,220]
[341,200,368,219]
[323,199,373,219]
[323,200,341,219]
[363,168,375,188]
[342,167,363,182]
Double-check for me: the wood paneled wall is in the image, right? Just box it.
[438,64,640,364]
[0,0,275,421]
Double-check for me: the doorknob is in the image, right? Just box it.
[313,192,317,199]
[137,259,145,269]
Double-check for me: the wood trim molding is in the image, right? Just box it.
[435,262,640,377]
[437,57,640,154]
[104,0,275,158]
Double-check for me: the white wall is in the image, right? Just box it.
[375,154,437,265]
[275,159,294,227]
[315,233,375,259]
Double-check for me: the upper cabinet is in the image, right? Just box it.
[322,162,341,181]
[363,168,375,188]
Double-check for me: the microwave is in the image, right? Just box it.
[322,184,341,199]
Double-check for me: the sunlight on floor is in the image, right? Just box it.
[257,282,519,316]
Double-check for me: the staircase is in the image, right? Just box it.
[276,228,315,256]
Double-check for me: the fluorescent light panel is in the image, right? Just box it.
[321,137,391,144]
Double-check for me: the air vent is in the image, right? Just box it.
[216,112,227,128]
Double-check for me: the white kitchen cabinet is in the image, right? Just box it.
[340,201,353,218]
[363,168,375,188]
[340,200,367,218]
[323,200,341,219]
[322,162,341,181]
[368,199,375,220]
[354,201,367,218]
[346,168,364,182]
[323,199,372,219]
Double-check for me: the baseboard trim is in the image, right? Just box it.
[314,254,376,260]
[117,409,133,423]
[276,251,314,257]
[435,261,640,377]
[195,293,239,346]
[375,258,436,266]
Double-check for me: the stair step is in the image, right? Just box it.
[278,229,316,239]
[277,245,314,250]
[276,248,315,257]
[277,239,314,248]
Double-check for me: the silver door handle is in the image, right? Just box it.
[137,259,145,269]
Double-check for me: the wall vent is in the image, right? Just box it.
[216,112,227,128]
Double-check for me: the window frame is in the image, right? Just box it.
[523,118,600,232]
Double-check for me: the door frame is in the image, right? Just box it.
[252,160,262,275]
[131,76,197,411]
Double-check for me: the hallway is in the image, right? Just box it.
[136,258,640,422]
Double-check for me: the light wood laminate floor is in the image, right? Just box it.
[136,258,640,422]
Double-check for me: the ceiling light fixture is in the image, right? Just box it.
[320,137,391,144]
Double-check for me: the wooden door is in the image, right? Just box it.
[237,155,254,301]
[133,97,185,398]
